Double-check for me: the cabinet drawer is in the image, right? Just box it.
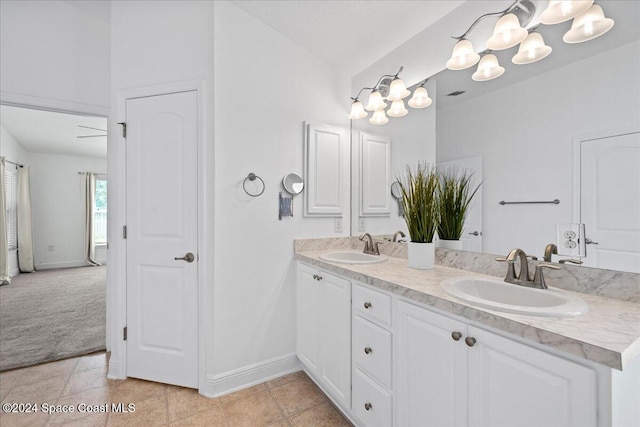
[353,368,392,427]
[353,283,392,327]
[353,315,392,389]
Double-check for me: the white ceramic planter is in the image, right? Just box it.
[408,242,434,270]
[438,239,463,250]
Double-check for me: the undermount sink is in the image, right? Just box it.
[441,276,588,317]
[320,250,388,265]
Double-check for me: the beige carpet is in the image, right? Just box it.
[0,266,106,371]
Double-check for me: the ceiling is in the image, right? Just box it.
[230,0,464,76]
[0,105,107,158]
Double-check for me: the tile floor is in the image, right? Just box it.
[0,352,352,427]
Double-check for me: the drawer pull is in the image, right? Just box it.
[312,274,323,281]
[364,302,372,309]
[364,347,372,355]
[465,337,477,347]
[364,402,373,411]
[451,331,462,341]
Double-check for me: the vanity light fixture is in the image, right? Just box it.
[446,39,481,70]
[349,66,433,125]
[486,13,528,50]
[512,32,552,64]
[562,4,615,44]
[539,0,594,25]
[472,54,505,81]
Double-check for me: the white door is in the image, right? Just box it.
[126,91,199,388]
[297,264,320,373]
[438,156,483,252]
[580,131,640,273]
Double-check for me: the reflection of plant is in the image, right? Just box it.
[397,163,439,244]
[437,166,482,241]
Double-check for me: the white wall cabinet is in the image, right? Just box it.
[303,123,348,217]
[296,264,351,410]
[358,132,391,217]
[395,300,597,427]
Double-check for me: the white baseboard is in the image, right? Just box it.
[36,260,95,270]
[107,360,126,380]
[203,353,302,398]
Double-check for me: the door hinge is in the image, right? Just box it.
[122,225,127,239]
[117,122,127,138]
[123,326,127,341]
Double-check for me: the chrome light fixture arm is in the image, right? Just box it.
[350,66,404,102]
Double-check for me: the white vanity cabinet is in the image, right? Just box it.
[352,283,394,427]
[296,263,351,410]
[395,300,598,427]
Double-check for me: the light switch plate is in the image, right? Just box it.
[556,223,586,256]
[334,217,343,233]
[358,217,366,232]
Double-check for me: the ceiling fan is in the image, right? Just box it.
[77,125,107,139]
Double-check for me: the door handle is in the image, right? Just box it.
[585,238,599,245]
[174,252,195,263]
[468,231,480,236]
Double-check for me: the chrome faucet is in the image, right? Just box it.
[359,233,381,255]
[497,248,559,289]
[543,243,557,262]
[393,231,406,242]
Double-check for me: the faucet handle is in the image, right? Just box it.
[527,255,538,261]
[533,263,561,289]
[495,257,509,262]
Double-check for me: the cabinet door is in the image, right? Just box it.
[467,326,597,427]
[304,123,348,217]
[395,301,468,427]
[297,264,320,373]
[320,271,352,409]
[359,132,391,216]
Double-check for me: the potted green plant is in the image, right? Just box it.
[437,166,482,250]
[397,162,439,269]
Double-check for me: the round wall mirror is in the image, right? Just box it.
[282,173,305,195]
[390,181,403,200]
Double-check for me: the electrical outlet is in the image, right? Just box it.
[358,217,366,232]
[556,223,585,256]
[334,217,343,233]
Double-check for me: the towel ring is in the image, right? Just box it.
[243,173,265,197]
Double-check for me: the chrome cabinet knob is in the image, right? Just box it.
[364,402,372,411]
[468,231,480,236]
[364,302,372,309]
[364,347,372,355]
[174,252,195,263]
[465,337,476,347]
[312,274,322,281]
[451,331,462,341]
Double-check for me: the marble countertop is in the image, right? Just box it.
[295,250,640,371]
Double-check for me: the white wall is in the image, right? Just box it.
[212,0,347,378]
[0,125,29,276]
[437,40,640,258]
[0,0,109,111]
[29,152,107,269]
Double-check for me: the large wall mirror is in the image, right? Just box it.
[350,0,640,274]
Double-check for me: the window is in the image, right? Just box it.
[4,166,17,250]
[94,177,107,244]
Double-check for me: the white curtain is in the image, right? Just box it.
[84,172,101,266]
[0,157,10,285]
[17,166,35,272]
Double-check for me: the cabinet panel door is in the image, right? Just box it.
[320,272,352,409]
[359,132,391,216]
[396,301,468,427]
[467,326,597,427]
[297,264,320,373]
[353,368,393,427]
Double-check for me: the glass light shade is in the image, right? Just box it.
[387,100,408,118]
[486,13,528,50]
[348,100,368,120]
[472,54,505,82]
[387,78,411,101]
[446,39,480,70]
[408,87,432,109]
[563,4,614,44]
[512,32,553,65]
[540,0,594,25]
[369,109,389,125]
[365,91,387,111]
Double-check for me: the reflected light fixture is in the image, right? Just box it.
[540,0,594,25]
[408,84,432,109]
[486,13,528,50]
[369,109,389,125]
[512,32,552,64]
[348,100,368,120]
[563,4,614,44]
[472,54,505,81]
[349,66,433,125]
[446,39,481,70]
